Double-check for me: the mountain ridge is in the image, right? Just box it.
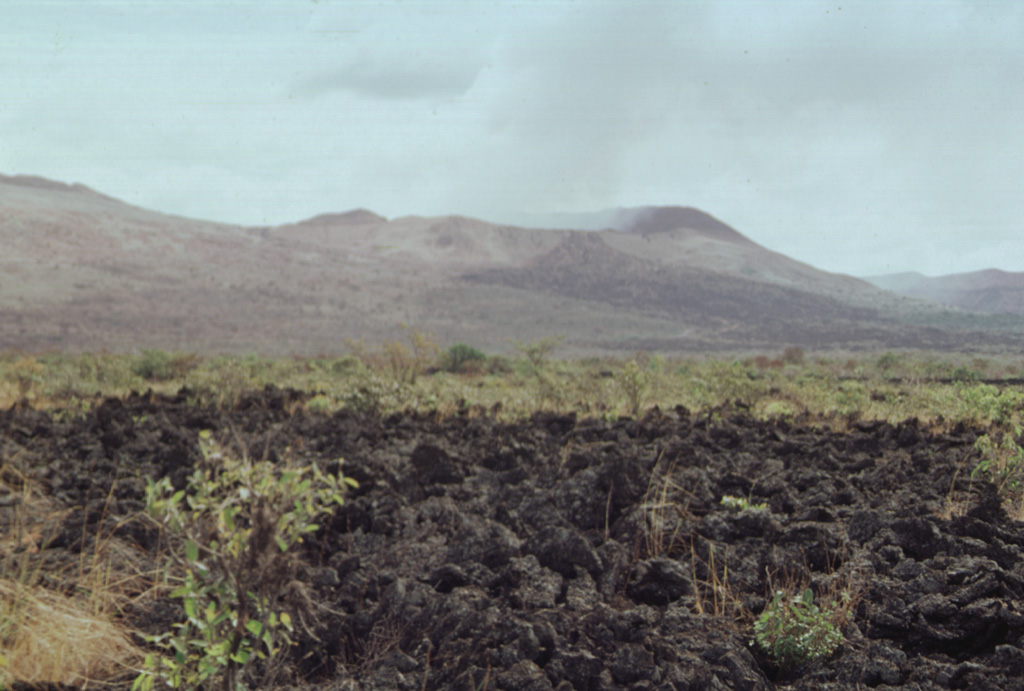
[2,174,1023,354]
[865,269,1024,316]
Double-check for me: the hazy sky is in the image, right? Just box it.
[4,0,1023,276]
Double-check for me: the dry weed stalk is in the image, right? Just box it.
[353,613,409,675]
[641,454,691,558]
[938,457,973,520]
[689,539,747,623]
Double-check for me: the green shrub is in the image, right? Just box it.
[955,384,1024,427]
[752,587,844,672]
[440,343,487,373]
[306,394,332,413]
[132,350,200,382]
[329,355,362,375]
[134,431,356,691]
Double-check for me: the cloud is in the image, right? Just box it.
[292,3,492,101]
[298,56,482,100]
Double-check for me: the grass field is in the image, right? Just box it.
[2,344,1022,429]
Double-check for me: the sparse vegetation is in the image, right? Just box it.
[6,348,1024,427]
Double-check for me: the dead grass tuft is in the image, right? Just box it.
[1,456,151,687]
[0,579,144,686]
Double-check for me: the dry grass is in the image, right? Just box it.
[0,579,143,686]
[0,458,149,687]
[0,458,65,587]
[689,540,748,624]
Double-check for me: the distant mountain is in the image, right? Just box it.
[864,269,1024,316]
[2,173,1023,354]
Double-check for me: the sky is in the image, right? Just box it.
[3,0,1023,277]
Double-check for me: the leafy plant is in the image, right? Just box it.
[752,587,845,672]
[956,384,1024,427]
[720,495,768,512]
[134,431,356,691]
[341,372,405,415]
[832,382,868,418]
[972,431,1024,500]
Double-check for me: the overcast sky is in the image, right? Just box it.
[3,0,1023,276]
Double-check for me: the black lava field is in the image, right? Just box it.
[4,387,1024,690]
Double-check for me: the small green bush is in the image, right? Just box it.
[132,350,200,382]
[973,431,1024,499]
[752,588,844,672]
[440,343,487,373]
[134,431,356,691]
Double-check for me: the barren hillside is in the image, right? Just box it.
[2,174,1022,354]
[865,269,1024,316]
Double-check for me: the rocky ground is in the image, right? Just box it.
[4,387,1024,689]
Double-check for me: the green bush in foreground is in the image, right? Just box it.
[134,431,356,691]
[752,588,844,672]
